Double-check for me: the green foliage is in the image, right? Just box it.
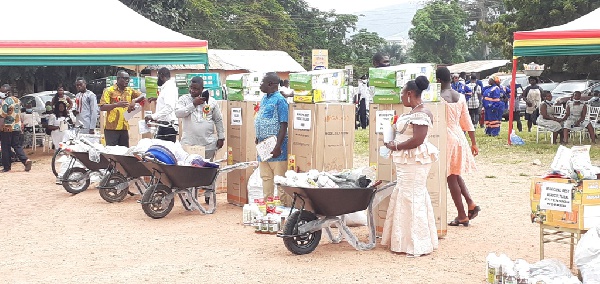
[481,0,600,74]
[348,29,388,79]
[119,0,190,32]
[408,0,468,64]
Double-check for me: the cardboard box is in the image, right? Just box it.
[372,94,401,104]
[226,72,264,89]
[214,100,228,192]
[226,101,258,205]
[288,103,354,172]
[289,69,346,90]
[226,87,264,102]
[369,63,437,88]
[369,103,448,238]
[532,203,600,230]
[530,177,600,206]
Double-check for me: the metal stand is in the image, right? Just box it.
[539,224,588,269]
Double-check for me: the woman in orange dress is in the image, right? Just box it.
[436,67,480,226]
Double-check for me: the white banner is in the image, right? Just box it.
[231,108,242,126]
[293,110,312,130]
[375,110,396,134]
[540,182,573,212]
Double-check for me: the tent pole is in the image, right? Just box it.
[508,57,518,145]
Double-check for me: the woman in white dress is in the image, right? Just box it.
[536,91,564,144]
[563,91,597,144]
[381,76,439,257]
[46,101,73,149]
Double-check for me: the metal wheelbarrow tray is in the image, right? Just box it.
[96,153,154,203]
[277,181,397,255]
[68,151,110,171]
[138,161,220,219]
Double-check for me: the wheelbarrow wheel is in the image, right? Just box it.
[283,210,321,255]
[141,184,174,219]
[62,167,90,194]
[99,173,129,203]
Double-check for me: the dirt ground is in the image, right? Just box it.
[0,150,576,283]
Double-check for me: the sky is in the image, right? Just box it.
[304,0,416,14]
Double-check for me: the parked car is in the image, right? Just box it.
[551,80,599,101]
[20,91,75,115]
[582,81,600,96]
[537,82,559,93]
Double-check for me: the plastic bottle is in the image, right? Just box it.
[242,204,251,225]
[252,217,260,232]
[273,196,282,207]
[486,253,499,284]
[504,268,517,284]
[258,201,267,216]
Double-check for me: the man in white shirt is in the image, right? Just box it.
[279,79,294,104]
[73,77,98,134]
[145,67,178,142]
[357,75,370,129]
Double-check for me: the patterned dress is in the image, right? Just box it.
[536,102,563,132]
[381,112,439,255]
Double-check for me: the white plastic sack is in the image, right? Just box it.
[529,259,582,284]
[344,211,368,227]
[247,167,264,203]
[551,145,572,175]
[576,226,600,283]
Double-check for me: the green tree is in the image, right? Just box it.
[408,0,468,64]
[119,0,190,32]
[482,0,600,74]
[380,43,408,66]
[347,29,387,79]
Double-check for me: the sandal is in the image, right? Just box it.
[468,206,481,220]
[448,217,469,227]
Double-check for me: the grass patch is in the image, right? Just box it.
[354,128,370,156]
[519,173,529,177]
[485,175,497,178]
[353,121,600,163]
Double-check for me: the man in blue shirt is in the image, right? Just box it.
[255,72,290,206]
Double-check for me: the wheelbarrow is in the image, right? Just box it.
[60,150,110,194]
[277,181,396,255]
[97,153,154,203]
[139,158,256,219]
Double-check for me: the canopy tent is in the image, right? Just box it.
[507,7,600,144]
[0,0,208,66]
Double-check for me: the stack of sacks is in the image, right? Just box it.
[127,138,219,168]
[274,167,374,189]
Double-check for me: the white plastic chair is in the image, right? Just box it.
[536,125,554,144]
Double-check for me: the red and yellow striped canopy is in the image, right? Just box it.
[513,8,600,57]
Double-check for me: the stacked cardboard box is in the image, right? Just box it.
[369,63,440,104]
[144,77,158,98]
[287,103,354,172]
[530,178,600,230]
[106,76,141,90]
[226,101,259,205]
[225,73,265,102]
[289,69,349,103]
[176,73,223,100]
[368,103,448,238]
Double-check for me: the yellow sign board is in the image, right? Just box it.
[311,49,328,70]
